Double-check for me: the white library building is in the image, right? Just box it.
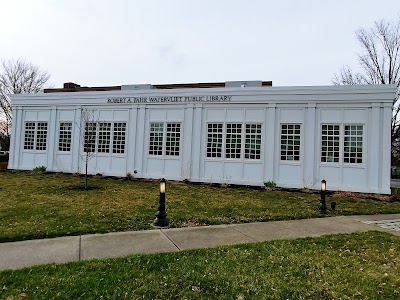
[8,81,396,194]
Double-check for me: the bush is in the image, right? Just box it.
[264,180,277,189]
[32,166,46,173]
[0,154,9,162]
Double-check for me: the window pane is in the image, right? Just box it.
[36,122,48,151]
[245,124,261,159]
[280,124,301,161]
[320,124,340,163]
[166,123,181,156]
[24,122,35,150]
[149,123,164,155]
[226,123,242,159]
[112,123,126,154]
[58,122,72,152]
[84,122,97,153]
[97,122,111,153]
[207,123,223,158]
[344,125,363,163]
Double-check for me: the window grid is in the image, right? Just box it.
[321,125,340,163]
[113,123,126,154]
[166,123,181,156]
[24,122,36,150]
[226,123,242,159]
[84,122,97,153]
[245,124,262,159]
[58,122,72,152]
[280,124,301,161]
[97,122,111,153]
[35,122,48,151]
[207,123,223,158]
[344,125,363,164]
[149,123,164,155]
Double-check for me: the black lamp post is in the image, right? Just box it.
[153,178,169,227]
[319,179,327,214]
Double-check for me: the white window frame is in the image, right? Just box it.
[148,122,182,158]
[319,123,364,165]
[206,122,263,161]
[320,124,340,163]
[58,122,73,152]
[23,121,48,152]
[83,121,127,155]
[280,123,301,162]
[343,124,364,164]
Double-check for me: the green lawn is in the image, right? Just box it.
[0,231,399,299]
[1,171,400,243]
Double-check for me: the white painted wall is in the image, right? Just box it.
[8,85,395,194]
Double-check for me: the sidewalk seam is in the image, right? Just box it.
[78,235,82,261]
[228,225,258,242]
[160,229,181,251]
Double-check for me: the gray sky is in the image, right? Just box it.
[1,0,399,88]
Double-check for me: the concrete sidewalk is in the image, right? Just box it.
[1,214,400,271]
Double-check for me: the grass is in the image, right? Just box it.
[1,171,400,243]
[0,231,399,299]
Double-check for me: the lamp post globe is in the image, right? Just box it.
[319,179,327,214]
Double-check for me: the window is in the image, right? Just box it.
[280,124,301,161]
[149,123,164,155]
[344,125,363,164]
[320,124,364,164]
[84,122,127,154]
[207,123,223,158]
[58,122,72,152]
[206,123,262,160]
[226,123,242,159]
[166,123,181,156]
[24,122,36,150]
[245,124,262,159]
[113,123,126,154]
[23,122,48,151]
[149,122,181,156]
[321,125,340,163]
[84,122,97,153]
[98,122,111,153]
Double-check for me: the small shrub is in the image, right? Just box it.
[32,166,46,173]
[264,180,277,189]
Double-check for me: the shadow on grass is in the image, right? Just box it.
[67,185,104,191]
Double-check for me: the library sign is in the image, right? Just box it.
[107,95,233,104]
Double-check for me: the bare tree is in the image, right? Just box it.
[0,59,50,150]
[77,108,98,190]
[333,18,400,163]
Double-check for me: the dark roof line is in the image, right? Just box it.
[44,81,273,93]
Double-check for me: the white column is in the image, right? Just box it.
[381,103,392,194]
[134,106,146,177]
[71,107,81,173]
[368,104,381,192]
[303,103,316,189]
[192,104,203,181]
[8,106,21,169]
[126,106,138,174]
[182,104,194,180]
[265,104,276,181]
[47,106,57,171]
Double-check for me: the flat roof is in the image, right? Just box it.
[43,81,273,93]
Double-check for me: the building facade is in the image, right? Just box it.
[8,81,395,194]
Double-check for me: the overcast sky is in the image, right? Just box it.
[1,0,399,88]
